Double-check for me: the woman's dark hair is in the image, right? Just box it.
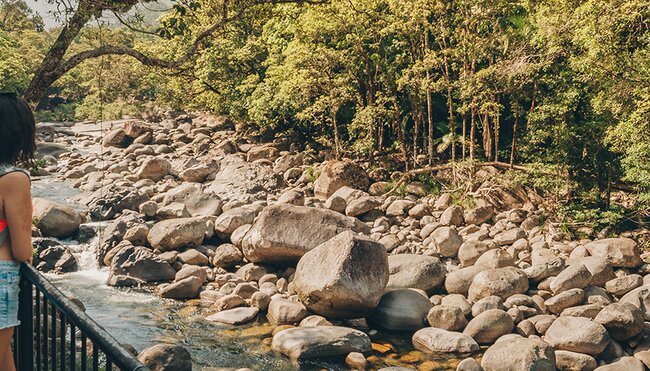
[0,93,36,165]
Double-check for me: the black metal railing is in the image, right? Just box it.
[12,263,149,371]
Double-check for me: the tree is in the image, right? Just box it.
[23,0,327,105]
[0,0,43,32]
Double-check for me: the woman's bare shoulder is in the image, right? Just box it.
[0,171,31,190]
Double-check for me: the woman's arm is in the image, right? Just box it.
[3,172,33,262]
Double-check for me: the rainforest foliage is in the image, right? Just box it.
[1,0,649,219]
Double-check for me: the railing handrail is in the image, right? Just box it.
[18,263,149,371]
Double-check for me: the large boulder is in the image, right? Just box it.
[445,265,489,296]
[271,326,371,360]
[620,285,650,320]
[242,204,358,264]
[207,154,284,203]
[468,267,529,302]
[386,254,445,293]
[32,198,83,238]
[594,302,644,341]
[108,245,176,284]
[463,309,514,345]
[159,276,203,299]
[432,227,463,257]
[77,185,149,220]
[147,218,207,251]
[368,289,432,331]
[293,231,388,318]
[214,206,257,235]
[137,344,192,371]
[137,157,171,181]
[35,245,78,273]
[584,238,642,268]
[544,317,610,356]
[481,337,556,371]
[314,161,370,200]
[412,327,479,354]
[162,183,222,217]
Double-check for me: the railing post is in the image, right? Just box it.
[18,267,34,371]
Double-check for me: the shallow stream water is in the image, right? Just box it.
[31,176,463,370]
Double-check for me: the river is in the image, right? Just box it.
[31,173,460,371]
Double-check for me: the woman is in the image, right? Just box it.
[0,92,36,371]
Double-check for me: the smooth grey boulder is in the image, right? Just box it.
[271,326,371,360]
[32,198,83,238]
[242,204,358,264]
[293,231,388,318]
[463,309,514,345]
[386,254,445,293]
[137,344,191,371]
[468,267,529,302]
[205,307,259,325]
[412,327,479,354]
[481,337,556,371]
[367,289,432,331]
[147,218,207,251]
[544,317,609,356]
[594,302,644,341]
[584,238,642,268]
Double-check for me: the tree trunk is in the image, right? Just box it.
[23,1,94,105]
[332,106,341,160]
[470,102,476,160]
[493,101,500,162]
[425,33,434,166]
[510,114,518,168]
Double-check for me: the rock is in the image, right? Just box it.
[457,358,483,371]
[432,227,463,257]
[412,327,479,354]
[346,352,367,369]
[584,238,642,268]
[242,204,358,264]
[594,356,645,371]
[277,189,305,205]
[440,206,464,226]
[481,337,556,371]
[123,120,151,138]
[472,296,505,317]
[137,344,192,371]
[32,198,83,238]
[267,298,308,325]
[386,254,445,293]
[36,245,78,273]
[468,267,529,302]
[147,218,207,251]
[207,154,284,203]
[271,326,371,360]
[346,196,380,217]
[175,265,206,282]
[463,309,514,345]
[212,244,243,267]
[79,185,149,220]
[474,249,515,268]
[494,228,527,246]
[544,288,585,314]
[605,274,643,296]
[162,183,222,217]
[458,241,491,267]
[314,161,370,199]
[103,128,128,147]
[109,245,176,284]
[247,145,279,162]
[544,317,609,356]
[137,157,171,181]
[427,305,468,332]
[159,276,203,299]
[177,249,209,266]
[554,350,597,371]
[525,258,566,282]
[576,257,616,287]
[299,315,332,327]
[214,206,256,235]
[368,289,432,331]
[386,200,416,216]
[293,231,388,318]
[550,264,592,294]
[446,266,489,296]
[464,206,495,226]
[213,294,246,311]
[593,302,643,341]
[620,285,650,320]
[206,307,259,325]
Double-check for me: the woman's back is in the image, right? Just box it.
[0,164,30,262]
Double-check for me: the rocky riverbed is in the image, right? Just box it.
[31,113,650,370]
